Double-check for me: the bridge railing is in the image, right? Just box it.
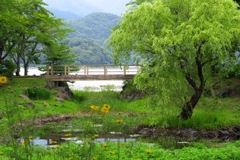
[45,64,141,76]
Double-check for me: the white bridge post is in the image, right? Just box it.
[84,65,89,75]
[64,65,67,75]
[46,64,49,76]
[51,64,53,75]
[104,65,107,76]
[68,66,70,75]
[123,65,127,75]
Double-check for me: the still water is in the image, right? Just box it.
[31,137,136,147]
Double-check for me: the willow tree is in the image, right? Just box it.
[107,0,240,119]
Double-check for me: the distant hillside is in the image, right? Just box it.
[65,38,113,64]
[64,12,120,64]
[69,12,120,45]
[47,8,81,20]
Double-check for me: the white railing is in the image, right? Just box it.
[45,65,140,76]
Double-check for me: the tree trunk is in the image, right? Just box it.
[15,66,21,76]
[180,90,203,120]
[0,46,3,64]
[180,51,205,120]
[15,54,21,76]
[24,63,28,76]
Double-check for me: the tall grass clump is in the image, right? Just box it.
[0,78,39,160]
[26,87,51,100]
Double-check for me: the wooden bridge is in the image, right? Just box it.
[41,64,140,81]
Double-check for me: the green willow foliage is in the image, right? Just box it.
[107,0,240,119]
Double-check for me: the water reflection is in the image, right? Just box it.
[31,136,136,147]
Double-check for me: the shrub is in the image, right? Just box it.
[26,87,51,100]
[0,60,16,78]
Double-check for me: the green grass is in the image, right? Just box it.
[0,77,240,159]
[0,140,239,159]
[1,77,240,130]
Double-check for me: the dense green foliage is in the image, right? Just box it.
[26,87,51,100]
[0,60,16,78]
[107,0,240,119]
[0,140,239,159]
[0,0,74,76]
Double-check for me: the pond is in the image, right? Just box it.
[31,136,136,147]
[26,131,137,147]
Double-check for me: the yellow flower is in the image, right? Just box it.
[51,140,57,144]
[94,134,99,138]
[69,157,73,160]
[28,136,33,139]
[0,152,3,155]
[22,140,29,146]
[103,104,110,109]
[90,105,99,111]
[101,107,109,114]
[136,159,142,160]
[64,133,72,137]
[92,157,97,160]
[109,151,115,155]
[0,76,7,84]
[103,143,107,147]
[55,145,62,149]
[115,119,123,123]
[43,101,47,106]
[146,149,152,154]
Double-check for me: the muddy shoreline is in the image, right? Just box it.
[31,114,240,142]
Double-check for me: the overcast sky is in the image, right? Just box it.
[43,0,131,15]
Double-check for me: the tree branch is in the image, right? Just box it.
[185,72,198,92]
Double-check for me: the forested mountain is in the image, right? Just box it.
[65,13,120,64]
[69,13,120,45]
[65,38,113,64]
[41,0,124,64]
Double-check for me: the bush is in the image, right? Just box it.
[26,87,51,100]
[0,60,16,78]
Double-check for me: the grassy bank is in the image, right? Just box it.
[0,77,240,159]
[0,77,240,130]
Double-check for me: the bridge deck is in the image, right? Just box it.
[42,74,135,81]
[41,65,140,81]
